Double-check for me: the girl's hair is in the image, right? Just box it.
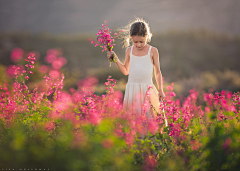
[118,17,153,48]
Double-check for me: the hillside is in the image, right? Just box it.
[0,29,240,81]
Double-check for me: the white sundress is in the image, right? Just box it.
[123,45,168,127]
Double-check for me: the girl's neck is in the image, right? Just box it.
[132,44,150,56]
[133,44,149,51]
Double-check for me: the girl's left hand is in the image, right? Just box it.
[158,91,166,102]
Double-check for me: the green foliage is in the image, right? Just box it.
[157,112,240,171]
[0,64,12,90]
[0,117,136,171]
[0,100,240,170]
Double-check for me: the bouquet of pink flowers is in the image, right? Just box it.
[89,20,123,67]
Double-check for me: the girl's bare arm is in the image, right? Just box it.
[107,47,130,75]
[152,47,165,100]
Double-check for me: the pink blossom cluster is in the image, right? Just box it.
[23,53,36,80]
[6,64,23,78]
[89,20,123,65]
[7,48,40,78]
[3,60,239,146]
[44,48,67,79]
[159,87,240,147]
[0,52,67,125]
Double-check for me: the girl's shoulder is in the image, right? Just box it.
[149,45,159,54]
[125,46,132,57]
[126,46,132,51]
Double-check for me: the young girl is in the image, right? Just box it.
[107,18,168,126]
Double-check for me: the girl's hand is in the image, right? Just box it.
[107,51,114,60]
[107,51,119,62]
[158,91,166,102]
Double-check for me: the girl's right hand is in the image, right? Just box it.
[107,51,114,59]
[107,51,119,63]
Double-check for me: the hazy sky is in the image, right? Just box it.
[0,0,240,35]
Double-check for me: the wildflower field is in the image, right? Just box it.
[0,49,240,171]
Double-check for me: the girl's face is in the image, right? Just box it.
[131,35,147,50]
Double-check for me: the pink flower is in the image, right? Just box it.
[38,65,49,74]
[53,91,72,111]
[205,106,210,113]
[44,121,55,132]
[170,92,176,97]
[3,87,8,91]
[89,111,101,125]
[52,60,63,70]
[101,138,114,149]
[44,54,57,64]
[77,77,98,89]
[125,132,135,145]
[222,137,232,149]
[144,155,158,168]
[10,47,24,63]
[167,85,173,91]
[221,90,226,96]
[58,57,67,65]
[148,119,159,134]
[227,92,232,99]
[69,88,76,93]
[47,48,61,56]
[6,65,16,78]
[49,70,61,79]
[190,140,202,151]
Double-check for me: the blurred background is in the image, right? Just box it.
[0,0,240,98]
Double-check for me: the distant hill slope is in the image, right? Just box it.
[0,0,240,35]
[0,29,240,83]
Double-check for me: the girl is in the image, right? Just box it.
[107,18,168,126]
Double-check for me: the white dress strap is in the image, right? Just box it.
[130,45,133,55]
[148,45,152,55]
[148,46,153,65]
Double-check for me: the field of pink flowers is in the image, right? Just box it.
[0,49,240,171]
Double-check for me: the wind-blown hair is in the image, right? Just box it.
[117,17,153,48]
